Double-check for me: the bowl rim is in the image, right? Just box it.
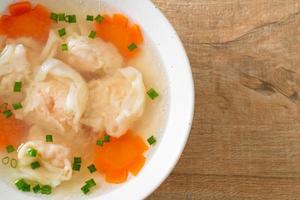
[0,0,195,199]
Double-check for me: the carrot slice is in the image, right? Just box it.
[9,1,32,16]
[113,14,128,27]
[106,169,128,184]
[128,155,146,176]
[0,3,52,42]
[94,131,148,184]
[95,14,143,59]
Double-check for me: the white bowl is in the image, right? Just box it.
[0,0,194,199]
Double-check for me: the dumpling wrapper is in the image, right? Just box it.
[0,43,30,103]
[60,34,123,74]
[81,67,145,137]
[17,141,72,187]
[18,58,89,134]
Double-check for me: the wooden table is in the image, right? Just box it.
[149,1,300,199]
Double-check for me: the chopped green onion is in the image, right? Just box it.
[6,145,15,153]
[88,31,97,39]
[87,164,97,173]
[58,28,66,37]
[73,163,81,171]
[12,103,23,110]
[147,88,159,100]
[85,179,96,188]
[58,13,65,21]
[103,135,110,142]
[14,81,22,92]
[46,135,53,142]
[27,148,37,157]
[61,43,68,51]
[96,140,104,146]
[41,185,52,195]
[147,136,157,145]
[128,43,137,51]
[81,179,97,194]
[2,156,9,165]
[81,184,90,194]
[73,157,82,171]
[31,161,41,170]
[3,110,13,118]
[86,15,94,21]
[10,158,17,168]
[66,15,76,23]
[15,179,31,192]
[33,184,41,194]
[50,12,58,22]
[95,14,104,23]
[74,157,82,164]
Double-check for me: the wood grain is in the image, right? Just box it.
[148,0,300,199]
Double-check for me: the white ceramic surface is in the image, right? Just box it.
[0,0,195,199]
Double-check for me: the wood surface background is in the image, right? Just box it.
[148,0,300,199]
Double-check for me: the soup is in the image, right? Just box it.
[0,0,168,198]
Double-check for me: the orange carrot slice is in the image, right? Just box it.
[0,2,52,42]
[94,131,148,184]
[128,155,146,176]
[106,169,128,184]
[95,14,144,59]
[9,1,32,16]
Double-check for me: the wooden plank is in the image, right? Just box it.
[148,174,300,200]
[149,0,300,199]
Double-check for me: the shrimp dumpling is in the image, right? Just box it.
[0,44,30,102]
[61,34,123,74]
[81,67,145,137]
[18,141,72,187]
[19,58,89,133]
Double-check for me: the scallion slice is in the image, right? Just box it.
[50,12,58,22]
[14,81,22,92]
[74,157,82,164]
[15,179,31,192]
[10,158,17,168]
[6,145,15,153]
[33,184,41,194]
[58,28,66,37]
[3,110,13,118]
[86,15,94,21]
[81,184,90,194]
[147,88,159,100]
[41,185,52,195]
[95,14,104,23]
[27,148,37,157]
[103,134,110,142]
[73,163,81,171]
[147,136,157,145]
[61,43,68,51]
[2,156,9,165]
[88,31,97,39]
[73,157,82,171]
[31,161,41,170]
[128,43,137,51]
[96,140,103,146]
[12,103,23,110]
[85,179,96,188]
[46,135,53,142]
[66,15,76,23]
[87,164,97,173]
[81,179,97,194]
[58,13,65,21]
